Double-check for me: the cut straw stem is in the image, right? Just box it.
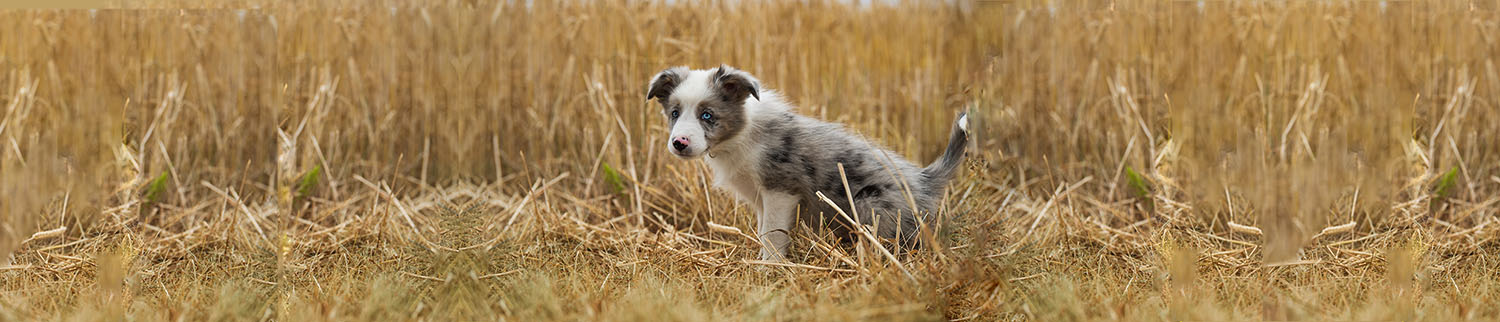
[814,191,915,282]
[1227,221,1262,235]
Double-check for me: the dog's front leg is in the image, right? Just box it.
[757,191,798,262]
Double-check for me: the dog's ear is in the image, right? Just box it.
[647,67,686,102]
[712,65,761,102]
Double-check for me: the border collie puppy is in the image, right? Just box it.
[646,65,969,261]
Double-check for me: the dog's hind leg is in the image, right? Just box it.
[757,191,799,262]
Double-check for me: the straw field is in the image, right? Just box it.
[2,1,1497,320]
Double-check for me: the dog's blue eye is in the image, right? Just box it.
[700,112,712,121]
[670,110,679,118]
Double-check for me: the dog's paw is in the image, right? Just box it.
[758,247,786,262]
[752,264,778,275]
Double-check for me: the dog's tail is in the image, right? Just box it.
[922,111,970,183]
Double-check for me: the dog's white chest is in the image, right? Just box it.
[705,154,762,212]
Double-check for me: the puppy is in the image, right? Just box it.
[646,65,969,261]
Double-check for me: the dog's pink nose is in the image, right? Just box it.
[671,137,690,152]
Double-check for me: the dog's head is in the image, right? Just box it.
[646,65,761,159]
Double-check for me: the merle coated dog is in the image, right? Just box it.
[647,65,969,261]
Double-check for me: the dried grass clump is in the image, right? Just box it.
[2,1,1498,321]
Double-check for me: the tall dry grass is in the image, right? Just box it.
[1,1,1498,320]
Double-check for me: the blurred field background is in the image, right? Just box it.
[1,0,1497,320]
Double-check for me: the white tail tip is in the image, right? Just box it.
[957,114,969,132]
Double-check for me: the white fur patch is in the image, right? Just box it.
[672,70,714,107]
[668,104,711,157]
[958,114,969,132]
